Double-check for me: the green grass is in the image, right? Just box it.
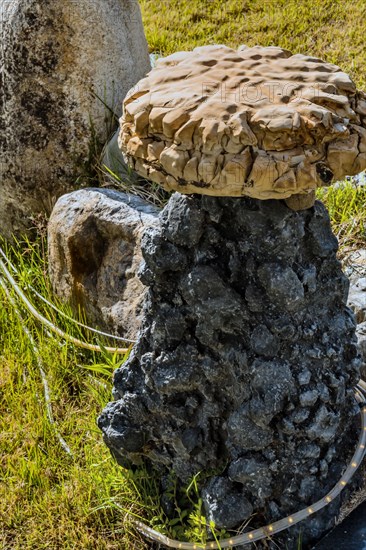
[317,180,366,256]
[0,238,174,549]
[0,239,152,549]
[139,0,366,88]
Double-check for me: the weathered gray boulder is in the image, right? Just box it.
[48,188,159,340]
[345,249,366,375]
[98,194,362,548]
[349,293,366,327]
[356,322,366,378]
[0,0,150,239]
[347,264,366,324]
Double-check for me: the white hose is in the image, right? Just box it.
[0,275,73,458]
[29,287,136,344]
[0,256,129,355]
[0,244,136,344]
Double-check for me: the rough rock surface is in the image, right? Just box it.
[346,249,366,377]
[348,277,366,324]
[98,193,362,547]
[48,188,159,340]
[347,250,366,324]
[356,323,366,378]
[119,45,366,201]
[0,0,150,239]
[348,275,366,377]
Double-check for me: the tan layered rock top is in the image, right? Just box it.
[119,45,366,200]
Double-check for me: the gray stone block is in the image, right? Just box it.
[48,188,159,340]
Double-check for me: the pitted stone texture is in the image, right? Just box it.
[348,276,366,323]
[98,194,361,547]
[202,476,253,530]
[0,0,150,239]
[357,322,366,378]
[119,45,366,201]
[48,188,159,340]
[345,249,366,376]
